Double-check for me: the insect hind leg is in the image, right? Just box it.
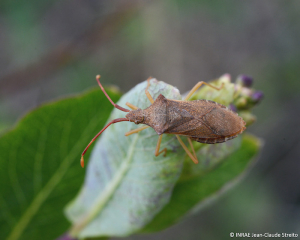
[184,81,224,101]
[176,135,199,164]
[187,137,197,158]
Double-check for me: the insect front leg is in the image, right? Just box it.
[126,102,139,110]
[184,81,224,101]
[127,76,155,109]
[145,77,155,104]
[176,135,199,164]
[125,125,150,136]
[155,134,167,157]
[124,78,155,137]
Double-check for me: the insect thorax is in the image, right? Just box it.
[142,94,169,135]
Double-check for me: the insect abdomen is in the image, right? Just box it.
[191,131,244,144]
[164,99,246,143]
[192,101,246,143]
[202,107,245,135]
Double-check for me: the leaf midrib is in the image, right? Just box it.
[69,133,139,238]
[6,114,101,240]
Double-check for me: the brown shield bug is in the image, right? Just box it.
[80,75,246,167]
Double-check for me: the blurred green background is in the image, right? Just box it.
[1,0,300,239]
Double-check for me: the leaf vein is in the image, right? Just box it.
[8,141,27,210]
[33,128,48,195]
[69,134,139,237]
[6,114,101,240]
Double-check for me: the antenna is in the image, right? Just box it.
[96,75,130,113]
[80,118,129,168]
[80,75,131,168]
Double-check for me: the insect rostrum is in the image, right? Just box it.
[80,75,246,167]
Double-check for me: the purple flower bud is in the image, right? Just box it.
[251,91,264,103]
[238,75,253,88]
[229,104,237,112]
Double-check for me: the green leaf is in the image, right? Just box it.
[65,79,185,238]
[66,78,262,238]
[141,134,261,232]
[0,75,262,240]
[180,135,243,179]
[0,87,121,240]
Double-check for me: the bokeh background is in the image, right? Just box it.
[1,0,300,239]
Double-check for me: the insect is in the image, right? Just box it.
[80,75,246,167]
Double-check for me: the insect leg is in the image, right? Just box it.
[184,81,224,101]
[176,135,199,164]
[155,135,167,157]
[187,137,197,158]
[126,102,139,110]
[145,77,155,104]
[125,125,150,136]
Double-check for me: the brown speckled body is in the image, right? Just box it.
[126,94,246,144]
